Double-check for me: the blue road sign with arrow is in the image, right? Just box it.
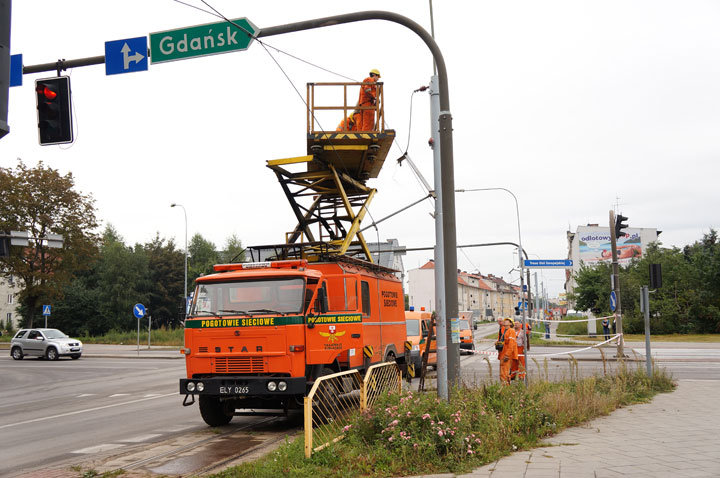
[610,291,617,312]
[105,37,148,75]
[133,303,146,319]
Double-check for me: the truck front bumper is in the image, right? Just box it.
[179,376,306,396]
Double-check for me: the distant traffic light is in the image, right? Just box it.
[35,76,73,145]
[614,214,629,238]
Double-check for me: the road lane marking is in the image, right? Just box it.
[72,443,126,454]
[119,433,162,443]
[0,392,177,430]
[158,424,196,433]
[77,394,96,397]
[109,393,131,397]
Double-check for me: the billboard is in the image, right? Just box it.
[578,228,644,266]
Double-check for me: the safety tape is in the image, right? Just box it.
[528,314,615,324]
[468,334,623,358]
[530,330,616,338]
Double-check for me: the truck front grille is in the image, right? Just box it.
[213,357,266,373]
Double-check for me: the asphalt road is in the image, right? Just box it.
[0,356,211,477]
[2,330,719,477]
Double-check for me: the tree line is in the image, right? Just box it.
[570,230,720,334]
[1,160,244,336]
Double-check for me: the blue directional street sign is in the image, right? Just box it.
[523,259,573,269]
[10,54,22,87]
[42,305,51,316]
[610,291,617,312]
[133,303,146,319]
[105,37,149,76]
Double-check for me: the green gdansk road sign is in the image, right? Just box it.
[149,18,257,64]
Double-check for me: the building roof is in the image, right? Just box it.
[419,260,435,270]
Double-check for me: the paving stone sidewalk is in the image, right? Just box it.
[453,379,720,478]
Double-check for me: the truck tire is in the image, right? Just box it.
[199,395,233,427]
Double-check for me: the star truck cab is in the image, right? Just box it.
[180,256,406,426]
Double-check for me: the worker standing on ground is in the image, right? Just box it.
[357,69,381,131]
[511,320,526,381]
[602,317,611,341]
[498,318,518,384]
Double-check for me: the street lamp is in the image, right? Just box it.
[456,187,528,385]
[171,203,188,321]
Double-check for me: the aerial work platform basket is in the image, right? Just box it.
[267,82,396,263]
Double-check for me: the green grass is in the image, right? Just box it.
[214,366,675,478]
[1,327,184,346]
[78,327,184,346]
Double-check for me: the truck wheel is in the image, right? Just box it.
[199,395,233,427]
[11,347,23,360]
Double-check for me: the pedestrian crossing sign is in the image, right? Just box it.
[42,305,51,316]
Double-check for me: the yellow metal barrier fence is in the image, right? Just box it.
[362,361,402,411]
[304,362,401,458]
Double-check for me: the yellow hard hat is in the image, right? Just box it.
[505,317,514,325]
[370,68,381,77]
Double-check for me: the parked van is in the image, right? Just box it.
[405,310,436,372]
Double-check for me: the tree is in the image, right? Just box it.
[188,233,219,288]
[144,233,184,328]
[0,160,98,327]
[219,233,245,264]
[95,226,150,332]
[570,231,720,334]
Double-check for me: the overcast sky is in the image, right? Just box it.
[2,1,719,298]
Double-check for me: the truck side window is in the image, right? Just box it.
[361,280,370,317]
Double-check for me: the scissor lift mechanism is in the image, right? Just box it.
[267,82,395,263]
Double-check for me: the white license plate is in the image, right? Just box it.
[219,386,249,394]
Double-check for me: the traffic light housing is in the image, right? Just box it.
[614,214,629,238]
[35,76,73,145]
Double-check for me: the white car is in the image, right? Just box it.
[10,328,83,360]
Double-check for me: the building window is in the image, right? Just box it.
[7,293,13,305]
[6,312,11,324]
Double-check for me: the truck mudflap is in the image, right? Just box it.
[179,376,306,396]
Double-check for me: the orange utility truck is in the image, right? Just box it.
[179,81,403,426]
[180,254,406,426]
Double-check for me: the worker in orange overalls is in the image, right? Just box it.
[336,111,359,131]
[357,69,381,131]
[498,317,518,385]
[511,319,527,381]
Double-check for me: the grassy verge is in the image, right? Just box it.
[215,366,675,478]
[1,327,184,345]
[78,327,184,346]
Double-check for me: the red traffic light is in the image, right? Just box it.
[36,84,58,101]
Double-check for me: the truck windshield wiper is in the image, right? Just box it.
[218,309,249,315]
[190,311,220,317]
[248,308,286,316]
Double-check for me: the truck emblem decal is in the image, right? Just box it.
[319,329,346,343]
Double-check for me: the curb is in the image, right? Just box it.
[82,354,184,360]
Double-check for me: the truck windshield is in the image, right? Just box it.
[190,278,305,317]
[406,319,420,337]
[459,320,470,330]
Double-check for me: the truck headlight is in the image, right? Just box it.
[187,382,196,392]
[196,382,204,392]
[278,381,287,391]
[267,381,277,392]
